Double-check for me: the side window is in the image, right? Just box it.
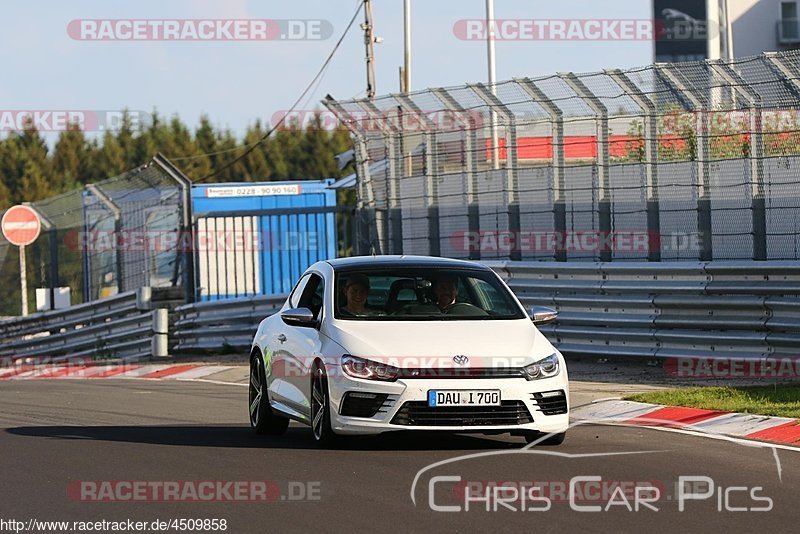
[472,278,515,314]
[289,274,311,309]
[298,274,325,320]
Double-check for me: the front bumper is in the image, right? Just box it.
[326,371,570,436]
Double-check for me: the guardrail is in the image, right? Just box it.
[172,295,287,353]
[488,261,800,360]
[5,262,797,362]
[0,288,167,361]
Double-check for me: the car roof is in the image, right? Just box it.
[324,255,491,271]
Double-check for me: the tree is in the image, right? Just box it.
[0,109,355,212]
[96,131,126,179]
[51,124,97,191]
[240,121,270,181]
[17,159,50,202]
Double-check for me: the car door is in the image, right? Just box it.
[275,272,325,418]
[267,273,310,409]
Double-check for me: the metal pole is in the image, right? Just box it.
[19,245,28,316]
[655,64,713,261]
[607,69,661,262]
[48,229,59,310]
[708,59,765,260]
[724,0,734,60]
[472,82,520,260]
[486,0,500,169]
[707,0,721,60]
[403,0,411,93]
[514,78,566,262]
[364,0,377,99]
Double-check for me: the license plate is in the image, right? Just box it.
[428,390,501,407]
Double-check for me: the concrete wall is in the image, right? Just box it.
[729,0,788,57]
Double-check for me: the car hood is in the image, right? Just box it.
[324,319,556,369]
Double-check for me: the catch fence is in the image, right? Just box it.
[325,50,800,263]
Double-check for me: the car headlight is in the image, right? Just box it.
[341,355,399,382]
[523,354,560,380]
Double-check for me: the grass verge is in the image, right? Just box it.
[626,385,800,419]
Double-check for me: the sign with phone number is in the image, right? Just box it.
[205,184,301,198]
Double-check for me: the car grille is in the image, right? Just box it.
[531,390,568,415]
[390,401,533,426]
[396,368,526,379]
[340,392,390,418]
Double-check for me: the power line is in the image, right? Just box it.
[187,1,364,183]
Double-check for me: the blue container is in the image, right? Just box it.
[192,180,337,300]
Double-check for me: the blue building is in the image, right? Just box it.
[191,180,338,300]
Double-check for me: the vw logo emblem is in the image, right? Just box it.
[453,355,469,366]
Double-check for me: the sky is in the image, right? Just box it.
[0,0,654,144]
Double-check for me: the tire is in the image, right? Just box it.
[249,353,289,435]
[524,431,566,446]
[310,363,338,447]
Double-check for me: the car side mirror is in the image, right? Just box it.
[281,307,318,328]
[529,306,558,326]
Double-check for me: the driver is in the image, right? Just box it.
[341,274,375,316]
[432,274,459,311]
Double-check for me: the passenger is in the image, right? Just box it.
[341,274,374,316]
[432,275,459,311]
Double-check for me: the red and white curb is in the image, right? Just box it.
[573,399,800,446]
[0,364,238,382]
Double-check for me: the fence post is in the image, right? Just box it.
[561,73,612,262]
[85,183,123,295]
[152,154,196,303]
[359,100,402,255]
[432,88,481,260]
[515,78,567,262]
[396,93,448,257]
[424,112,440,257]
[764,52,800,100]
[708,59,766,261]
[471,83,521,261]
[655,64,713,261]
[25,205,59,310]
[606,69,661,262]
[323,97,381,255]
[354,138,382,254]
[136,286,152,310]
[152,308,169,358]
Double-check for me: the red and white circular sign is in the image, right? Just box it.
[2,205,41,247]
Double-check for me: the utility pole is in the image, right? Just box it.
[707,0,721,60]
[486,0,500,169]
[402,0,411,93]
[363,0,377,99]
[724,0,735,60]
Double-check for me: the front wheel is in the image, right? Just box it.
[310,363,338,447]
[249,354,289,435]
[524,431,566,446]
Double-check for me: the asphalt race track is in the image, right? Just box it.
[1,380,797,533]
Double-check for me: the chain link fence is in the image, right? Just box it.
[325,49,800,263]
[0,154,192,316]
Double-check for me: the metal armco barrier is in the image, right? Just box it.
[172,294,287,353]
[487,261,800,360]
[3,262,797,361]
[0,288,167,361]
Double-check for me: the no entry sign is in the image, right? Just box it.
[2,205,41,246]
[2,205,41,316]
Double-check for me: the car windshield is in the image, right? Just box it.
[334,267,525,321]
